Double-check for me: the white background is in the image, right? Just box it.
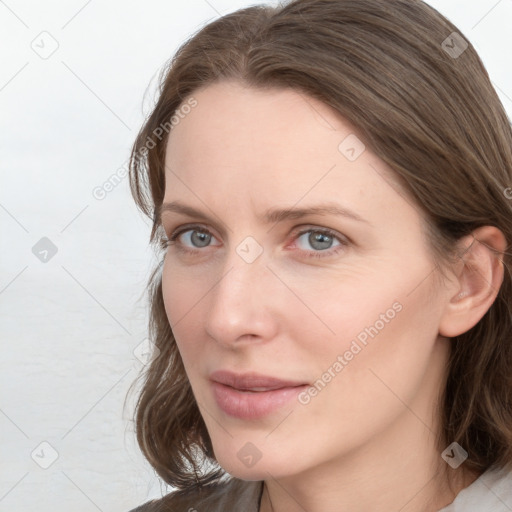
[0,0,511,511]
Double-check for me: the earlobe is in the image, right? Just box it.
[438,226,507,338]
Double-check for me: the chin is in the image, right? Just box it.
[214,448,297,481]
[215,457,267,480]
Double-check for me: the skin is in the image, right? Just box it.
[160,80,505,512]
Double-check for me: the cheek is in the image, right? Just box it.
[298,257,441,390]
[161,258,209,324]
[161,255,221,313]
[319,253,438,351]
[278,265,404,365]
[161,262,205,369]
[307,272,442,422]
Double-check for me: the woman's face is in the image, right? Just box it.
[161,80,453,480]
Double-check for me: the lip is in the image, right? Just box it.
[209,370,309,419]
[209,370,307,390]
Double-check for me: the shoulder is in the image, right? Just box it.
[440,464,512,511]
[127,477,263,512]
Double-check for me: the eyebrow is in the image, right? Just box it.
[158,200,370,226]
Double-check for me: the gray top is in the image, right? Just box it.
[130,465,512,511]
[439,465,512,511]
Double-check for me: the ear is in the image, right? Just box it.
[438,226,507,338]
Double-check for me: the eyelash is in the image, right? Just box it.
[160,224,349,259]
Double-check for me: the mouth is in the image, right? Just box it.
[209,369,308,391]
[211,374,309,420]
[230,387,287,392]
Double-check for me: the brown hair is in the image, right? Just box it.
[126,0,512,493]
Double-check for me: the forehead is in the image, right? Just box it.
[167,80,353,151]
[162,80,417,233]
[166,80,368,184]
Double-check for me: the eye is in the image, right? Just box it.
[161,224,349,259]
[292,227,348,259]
[161,224,220,254]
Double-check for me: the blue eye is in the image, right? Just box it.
[161,225,349,259]
[295,228,341,252]
[176,229,213,248]
[160,225,220,252]
[291,227,348,259]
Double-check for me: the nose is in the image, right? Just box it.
[204,253,279,348]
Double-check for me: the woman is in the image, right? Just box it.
[126,0,512,510]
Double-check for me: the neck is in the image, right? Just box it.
[258,424,480,512]
[257,350,480,512]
